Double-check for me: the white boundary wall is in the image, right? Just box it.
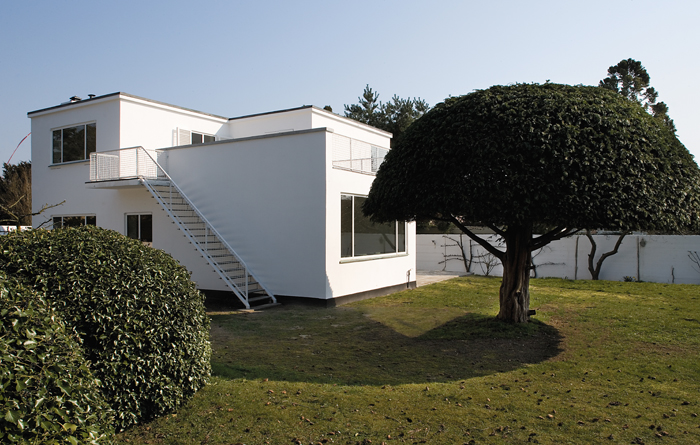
[417,234,700,284]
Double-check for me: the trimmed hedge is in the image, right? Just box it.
[0,272,114,444]
[0,227,212,431]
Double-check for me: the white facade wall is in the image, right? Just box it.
[30,94,415,301]
[163,130,329,298]
[325,158,416,297]
[30,97,121,225]
[310,108,392,147]
[30,96,227,279]
[119,96,229,150]
[417,234,700,284]
[228,108,313,139]
[227,106,391,147]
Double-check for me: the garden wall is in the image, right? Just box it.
[417,234,700,284]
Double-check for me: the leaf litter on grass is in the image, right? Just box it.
[117,276,700,444]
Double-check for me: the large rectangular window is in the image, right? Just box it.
[126,214,153,244]
[52,123,96,163]
[52,215,96,228]
[341,195,406,259]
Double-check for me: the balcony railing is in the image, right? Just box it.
[332,134,388,175]
[90,147,164,182]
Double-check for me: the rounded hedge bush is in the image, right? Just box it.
[0,272,114,444]
[0,227,211,431]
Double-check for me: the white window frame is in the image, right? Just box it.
[177,128,216,146]
[52,122,96,164]
[340,194,407,262]
[52,215,97,228]
[191,132,216,144]
[126,213,153,246]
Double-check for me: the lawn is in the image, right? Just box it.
[116,277,700,444]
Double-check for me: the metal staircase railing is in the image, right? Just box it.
[90,147,276,309]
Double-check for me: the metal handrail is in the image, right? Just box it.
[137,148,273,305]
[331,157,384,174]
[91,146,274,307]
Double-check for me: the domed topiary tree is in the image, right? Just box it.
[0,272,114,444]
[0,226,211,430]
[364,83,700,323]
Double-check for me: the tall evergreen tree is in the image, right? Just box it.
[600,58,675,132]
[344,85,429,147]
[0,161,32,227]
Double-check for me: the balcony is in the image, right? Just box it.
[331,134,388,175]
[87,147,165,189]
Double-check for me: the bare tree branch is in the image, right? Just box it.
[0,199,65,229]
[531,226,578,251]
[448,214,505,261]
[586,230,628,280]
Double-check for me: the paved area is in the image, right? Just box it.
[416,270,471,287]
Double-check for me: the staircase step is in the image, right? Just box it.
[247,302,280,310]
[248,295,273,304]
[143,175,276,309]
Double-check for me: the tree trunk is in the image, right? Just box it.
[586,230,627,280]
[497,224,533,323]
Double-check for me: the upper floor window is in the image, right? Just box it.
[52,123,96,163]
[191,132,215,144]
[177,128,215,146]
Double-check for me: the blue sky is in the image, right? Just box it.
[3,0,699,164]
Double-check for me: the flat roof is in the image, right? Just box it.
[28,92,392,136]
[28,92,229,120]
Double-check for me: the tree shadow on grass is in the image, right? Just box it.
[209,306,562,386]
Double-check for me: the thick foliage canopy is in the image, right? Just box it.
[0,227,211,431]
[365,83,700,234]
[0,273,114,444]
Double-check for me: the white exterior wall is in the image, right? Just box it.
[30,95,415,301]
[310,108,392,146]
[31,97,121,225]
[228,108,313,139]
[155,127,413,299]
[163,130,329,298]
[119,96,229,150]
[325,151,417,297]
[418,234,700,284]
[227,107,392,147]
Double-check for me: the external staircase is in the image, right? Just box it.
[90,147,277,309]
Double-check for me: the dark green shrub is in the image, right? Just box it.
[0,272,114,444]
[0,227,211,431]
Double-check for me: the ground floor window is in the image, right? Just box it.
[341,194,406,258]
[126,214,152,243]
[52,215,96,228]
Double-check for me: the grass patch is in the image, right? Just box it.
[117,277,700,444]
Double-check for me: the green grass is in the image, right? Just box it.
[116,277,700,444]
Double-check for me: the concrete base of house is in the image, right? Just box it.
[201,281,417,310]
[278,281,418,308]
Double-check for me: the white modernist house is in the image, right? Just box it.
[29,93,416,308]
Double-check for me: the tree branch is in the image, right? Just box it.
[587,230,628,280]
[0,200,65,229]
[531,226,578,251]
[484,222,506,237]
[448,215,505,261]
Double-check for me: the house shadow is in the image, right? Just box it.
[209,306,563,386]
